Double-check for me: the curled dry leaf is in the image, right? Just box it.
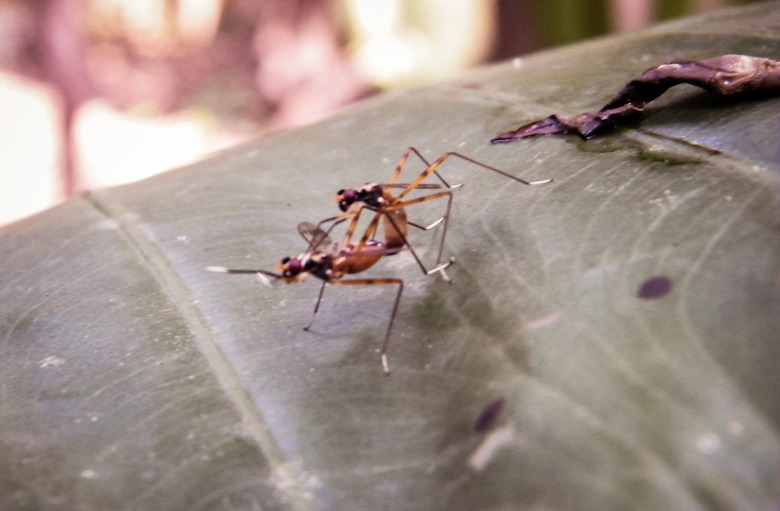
[491,54,780,142]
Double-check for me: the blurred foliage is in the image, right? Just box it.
[528,0,610,48]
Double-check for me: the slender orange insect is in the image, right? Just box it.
[207,213,452,375]
[316,147,553,280]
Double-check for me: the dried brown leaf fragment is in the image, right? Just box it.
[492,54,780,142]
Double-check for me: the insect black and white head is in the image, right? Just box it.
[334,184,384,212]
[276,255,310,283]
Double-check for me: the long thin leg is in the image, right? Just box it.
[408,217,445,231]
[331,149,551,260]
[344,190,454,272]
[313,214,350,245]
[328,203,402,263]
[351,208,383,253]
[397,151,553,201]
[332,203,381,254]
[303,280,328,331]
[383,211,454,281]
[326,277,404,375]
[314,193,439,246]
[370,149,552,270]
[402,146,456,188]
[309,201,371,254]
[378,199,454,280]
[320,147,456,256]
[379,191,455,267]
[389,147,451,187]
[205,266,281,283]
[325,202,453,281]
[318,192,447,257]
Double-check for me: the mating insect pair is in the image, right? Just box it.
[208,147,553,375]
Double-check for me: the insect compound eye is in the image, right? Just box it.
[281,257,304,277]
[338,189,358,212]
[287,258,304,274]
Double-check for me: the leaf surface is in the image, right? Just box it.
[1,3,779,510]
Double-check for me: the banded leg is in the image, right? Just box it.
[323,277,405,376]
[397,151,553,202]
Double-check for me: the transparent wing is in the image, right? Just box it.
[298,221,333,252]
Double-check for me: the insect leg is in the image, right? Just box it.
[313,214,353,247]
[387,191,455,265]
[303,280,328,331]
[327,277,404,375]
[352,210,384,254]
[397,152,553,202]
[403,146,457,188]
[379,202,454,280]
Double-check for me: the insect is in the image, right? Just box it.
[315,147,554,280]
[207,215,452,375]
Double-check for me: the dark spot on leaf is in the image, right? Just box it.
[637,276,673,299]
[474,397,505,433]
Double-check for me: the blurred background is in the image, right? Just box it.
[0,0,759,225]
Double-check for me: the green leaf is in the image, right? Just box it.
[2,3,778,509]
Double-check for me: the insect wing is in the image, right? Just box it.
[298,221,333,252]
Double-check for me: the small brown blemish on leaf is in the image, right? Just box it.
[637,275,673,299]
[474,397,505,433]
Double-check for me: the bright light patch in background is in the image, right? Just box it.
[74,100,230,190]
[176,0,224,47]
[0,72,243,226]
[0,73,62,224]
[350,0,399,33]
[344,0,495,88]
[354,30,432,84]
[0,0,242,226]
[349,0,422,84]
